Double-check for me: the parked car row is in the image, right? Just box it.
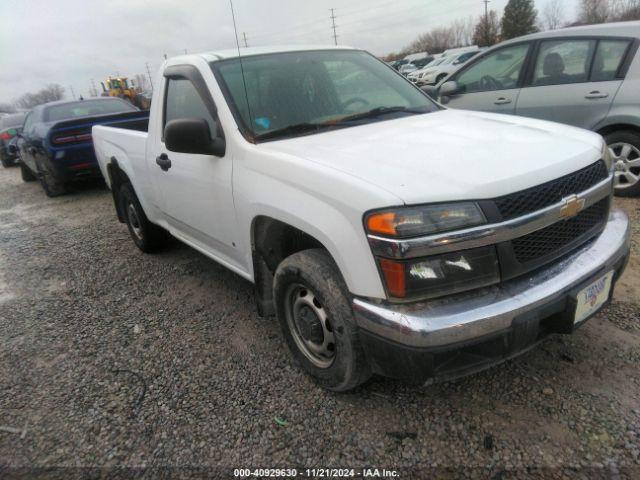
[0,112,27,167]
[423,21,640,197]
[408,49,482,86]
[4,97,147,196]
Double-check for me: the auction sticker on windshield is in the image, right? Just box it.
[574,271,614,324]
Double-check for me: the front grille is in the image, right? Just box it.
[494,160,608,221]
[512,198,609,263]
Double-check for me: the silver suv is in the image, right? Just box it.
[433,21,640,196]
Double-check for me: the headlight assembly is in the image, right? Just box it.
[366,202,486,238]
[378,246,500,299]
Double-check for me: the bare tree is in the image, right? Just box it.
[15,84,65,109]
[610,0,640,20]
[473,11,501,47]
[133,74,149,92]
[0,103,16,114]
[578,0,610,24]
[542,0,565,30]
[408,26,455,54]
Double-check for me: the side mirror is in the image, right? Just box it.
[420,85,439,100]
[439,81,460,97]
[164,118,225,156]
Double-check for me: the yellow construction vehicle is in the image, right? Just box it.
[101,77,141,107]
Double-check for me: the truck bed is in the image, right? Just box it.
[92,119,149,189]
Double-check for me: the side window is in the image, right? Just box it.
[591,40,631,82]
[532,39,596,86]
[164,78,217,139]
[455,43,529,94]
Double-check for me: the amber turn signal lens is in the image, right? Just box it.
[379,258,406,298]
[367,212,397,236]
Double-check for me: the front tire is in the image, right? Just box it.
[119,183,168,253]
[273,249,371,391]
[605,130,640,197]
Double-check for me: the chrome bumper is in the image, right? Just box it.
[353,208,630,349]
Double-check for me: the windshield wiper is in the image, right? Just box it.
[254,122,328,141]
[328,106,427,124]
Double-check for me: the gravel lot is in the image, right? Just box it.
[1,166,639,478]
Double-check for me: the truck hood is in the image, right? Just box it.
[259,109,604,205]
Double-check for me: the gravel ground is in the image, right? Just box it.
[0,166,639,478]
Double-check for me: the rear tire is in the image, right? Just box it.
[20,161,36,182]
[1,157,13,168]
[605,130,640,197]
[35,158,66,197]
[273,248,371,391]
[119,182,168,253]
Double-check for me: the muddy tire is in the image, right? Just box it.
[119,182,168,253]
[273,248,371,391]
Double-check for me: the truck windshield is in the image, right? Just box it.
[211,49,438,141]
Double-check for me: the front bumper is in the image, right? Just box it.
[352,208,630,382]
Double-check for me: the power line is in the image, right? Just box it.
[330,8,338,45]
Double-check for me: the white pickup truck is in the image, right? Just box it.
[93,46,630,391]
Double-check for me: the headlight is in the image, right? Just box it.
[366,202,486,238]
[378,246,500,299]
[602,140,614,172]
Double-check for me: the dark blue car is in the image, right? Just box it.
[15,97,148,196]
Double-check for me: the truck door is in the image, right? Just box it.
[150,67,242,269]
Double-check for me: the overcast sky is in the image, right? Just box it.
[0,0,580,104]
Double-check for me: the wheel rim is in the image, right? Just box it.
[284,284,336,369]
[127,203,143,240]
[609,142,640,190]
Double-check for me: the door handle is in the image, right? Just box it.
[494,97,512,105]
[156,153,172,171]
[585,91,609,99]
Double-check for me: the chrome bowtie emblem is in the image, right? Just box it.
[559,195,586,219]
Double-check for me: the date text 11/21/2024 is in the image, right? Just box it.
[233,468,400,477]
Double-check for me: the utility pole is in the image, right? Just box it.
[329,8,338,45]
[482,0,490,46]
[90,79,98,97]
[69,85,76,100]
[242,32,248,48]
[145,62,154,91]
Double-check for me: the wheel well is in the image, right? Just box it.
[251,216,326,316]
[597,124,640,138]
[106,158,131,223]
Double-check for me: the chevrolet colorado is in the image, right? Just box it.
[93,46,630,391]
